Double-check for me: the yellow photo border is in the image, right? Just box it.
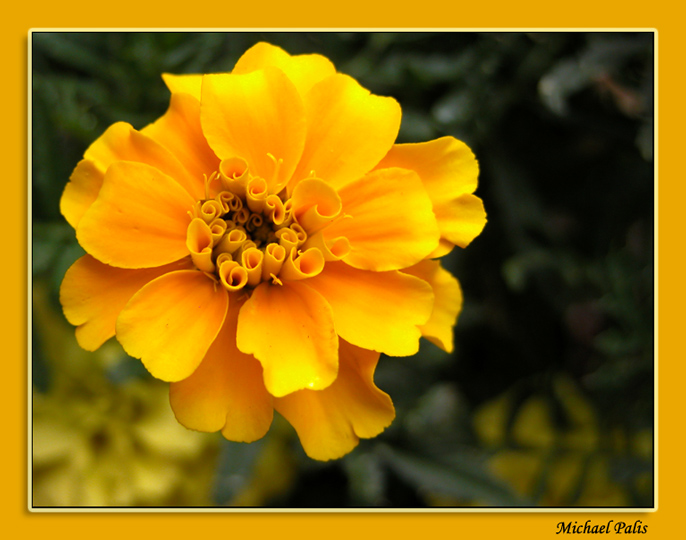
[13,1,675,537]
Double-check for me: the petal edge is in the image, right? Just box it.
[236,281,338,398]
[275,339,395,461]
[116,270,228,382]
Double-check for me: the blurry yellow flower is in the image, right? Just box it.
[472,390,511,447]
[59,42,486,461]
[32,282,217,507]
[33,380,217,506]
[574,456,629,507]
[488,449,544,496]
[511,396,556,450]
[472,375,643,506]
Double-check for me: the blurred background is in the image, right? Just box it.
[31,32,654,508]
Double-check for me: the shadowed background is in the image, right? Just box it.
[31,31,654,508]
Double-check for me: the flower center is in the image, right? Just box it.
[185,157,346,291]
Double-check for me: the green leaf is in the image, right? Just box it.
[212,438,265,505]
[377,444,529,506]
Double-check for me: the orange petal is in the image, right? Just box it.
[375,137,486,248]
[261,243,287,280]
[200,69,306,193]
[60,255,191,351]
[240,247,265,287]
[304,261,434,356]
[116,270,228,382]
[162,73,203,101]
[290,74,401,191]
[218,260,249,292]
[170,297,273,442]
[232,41,336,97]
[76,161,194,268]
[142,92,220,184]
[426,238,455,259]
[278,247,325,282]
[60,159,104,229]
[289,177,342,233]
[275,339,395,461]
[186,218,215,273]
[236,281,338,398]
[403,259,463,353]
[434,193,487,249]
[324,167,440,271]
[302,229,351,261]
[84,121,203,199]
[60,122,203,229]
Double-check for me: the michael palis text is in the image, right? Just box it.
[557,520,648,534]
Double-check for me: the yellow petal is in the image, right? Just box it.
[83,121,203,199]
[200,69,306,193]
[186,218,215,273]
[403,259,463,353]
[304,261,434,357]
[261,242,287,281]
[60,159,104,229]
[142,92,221,184]
[325,167,440,271]
[60,255,191,351]
[245,176,269,213]
[60,122,203,229]
[302,230,351,261]
[232,41,336,97]
[236,281,338,398]
[289,177,342,234]
[162,73,203,101]
[377,136,479,195]
[375,137,486,248]
[279,247,325,281]
[426,238,455,259]
[218,260,249,292]
[116,270,228,382]
[434,193,487,249]
[241,247,265,287]
[170,298,273,442]
[275,224,306,253]
[290,73,401,190]
[275,339,395,461]
[76,161,194,268]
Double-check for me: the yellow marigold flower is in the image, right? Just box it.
[59,42,486,461]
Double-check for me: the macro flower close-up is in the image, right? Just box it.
[33,32,654,509]
[57,41,487,461]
